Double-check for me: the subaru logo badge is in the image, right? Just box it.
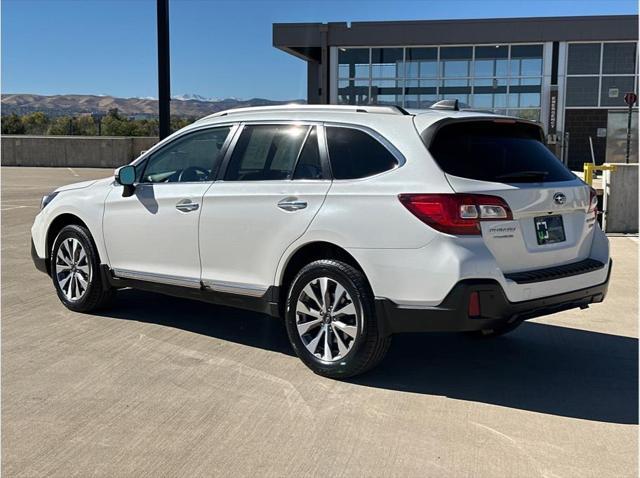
[553,192,567,205]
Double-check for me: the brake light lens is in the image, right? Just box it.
[588,187,598,214]
[398,193,513,235]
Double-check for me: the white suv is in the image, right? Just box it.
[31,104,611,378]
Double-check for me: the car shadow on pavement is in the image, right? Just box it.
[99,289,638,425]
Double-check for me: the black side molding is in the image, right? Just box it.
[31,239,49,275]
[103,267,281,318]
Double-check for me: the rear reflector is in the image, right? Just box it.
[398,193,513,235]
[468,291,481,317]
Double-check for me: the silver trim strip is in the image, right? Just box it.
[202,279,268,297]
[112,268,202,289]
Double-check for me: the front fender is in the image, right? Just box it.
[31,179,113,264]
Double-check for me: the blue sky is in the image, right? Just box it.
[2,0,638,100]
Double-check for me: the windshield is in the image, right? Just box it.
[427,121,575,183]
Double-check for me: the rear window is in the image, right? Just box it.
[427,121,575,183]
[326,127,398,179]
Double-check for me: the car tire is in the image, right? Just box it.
[285,259,391,379]
[468,318,523,338]
[51,224,115,312]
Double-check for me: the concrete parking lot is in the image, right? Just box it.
[2,167,638,477]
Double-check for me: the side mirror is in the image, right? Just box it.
[115,165,136,186]
[115,165,136,197]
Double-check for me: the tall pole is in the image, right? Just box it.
[623,92,637,164]
[157,0,171,140]
[626,101,632,164]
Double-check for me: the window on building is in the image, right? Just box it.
[567,43,601,75]
[371,48,403,78]
[338,48,371,105]
[326,127,398,179]
[406,47,438,78]
[600,76,636,106]
[566,41,638,108]
[224,124,309,181]
[602,43,637,74]
[334,43,545,118]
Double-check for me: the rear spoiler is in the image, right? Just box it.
[418,116,545,149]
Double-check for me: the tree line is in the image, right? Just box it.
[1,109,195,136]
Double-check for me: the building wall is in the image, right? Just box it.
[1,136,158,168]
[274,18,638,169]
[603,163,638,233]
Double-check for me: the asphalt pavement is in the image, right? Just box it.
[2,167,637,477]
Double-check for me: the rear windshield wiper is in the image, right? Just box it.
[495,171,549,181]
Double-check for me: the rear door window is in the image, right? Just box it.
[326,127,398,179]
[224,124,310,181]
[427,121,575,183]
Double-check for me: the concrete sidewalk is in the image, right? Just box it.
[2,167,638,477]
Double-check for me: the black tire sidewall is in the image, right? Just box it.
[51,225,102,312]
[285,260,375,377]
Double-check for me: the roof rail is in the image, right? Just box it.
[198,104,410,122]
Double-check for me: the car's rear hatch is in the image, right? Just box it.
[419,116,596,273]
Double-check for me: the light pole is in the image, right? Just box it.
[157,0,171,140]
[623,92,637,164]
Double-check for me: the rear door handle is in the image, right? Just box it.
[277,198,307,211]
[176,200,199,212]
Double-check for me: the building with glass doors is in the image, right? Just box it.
[273,15,638,169]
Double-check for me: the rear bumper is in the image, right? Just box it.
[376,259,612,335]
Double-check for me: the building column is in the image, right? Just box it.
[307,62,321,104]
[320,25,329,104]
[329,47,338,104]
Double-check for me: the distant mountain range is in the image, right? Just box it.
[1,93,304,118]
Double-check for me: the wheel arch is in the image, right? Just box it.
[277,241,370,316]
[46,213,91,259]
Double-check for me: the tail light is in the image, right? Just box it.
[398,193,513,235]
[588,187,598,214]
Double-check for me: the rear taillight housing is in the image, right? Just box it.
[398,193,513,235]
[588,187,598,214]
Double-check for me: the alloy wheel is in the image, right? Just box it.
[295,277,360,362]
[55,238,91,301]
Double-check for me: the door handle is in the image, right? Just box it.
[277,198,307,211]
[176,201,199,212]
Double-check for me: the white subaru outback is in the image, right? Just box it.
[31,104,611,378]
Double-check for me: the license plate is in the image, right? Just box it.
[534,215,566,245]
